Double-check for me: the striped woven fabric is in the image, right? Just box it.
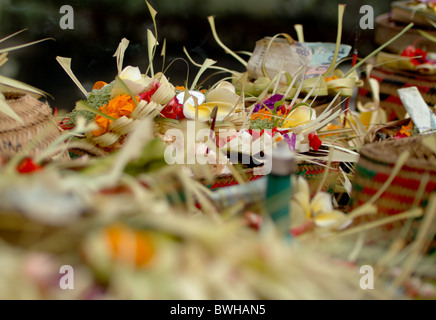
[350,134,436,252]
[207,172,263,189]
[357,66,436,121]
[206,161,340,196]
[352,157,436,216]
[296,161,340,196]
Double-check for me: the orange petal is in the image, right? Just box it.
[92,81,108,90]
[104,224,155,267]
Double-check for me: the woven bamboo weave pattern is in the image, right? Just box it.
[357,67,436,120]
[0,93,68,159]
[351,134,436,216]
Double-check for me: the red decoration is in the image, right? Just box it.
[400,46,429,66]
[308,132,322,151]
[58,117,74,130]
[139,81,161,103]
[160,96,185,120]
[16,157,43,174]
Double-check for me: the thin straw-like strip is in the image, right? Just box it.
[0,52,8,67]
[75,100,117,121]
[114,75,139,107]
[366,151,410,205]
[0,37,54,54]
[0,74,49,98]
[283,65,305,99]
[0,29,27,44]
[0,92,23,123]
[344,22,414,78]
[294,24,305,43]
[190,58,216,91]
[315,147,333,195]
[261,33,295,79]
[323,4,346,77]
[272,58,286,95]
[207,16,248,67]
[56,56,88,97]
[326,208,423,241]
[391,194,436,292]
[113,38,130,75]
[300,73,323,104]
[183,47,241,77]
[160,38,167,72]
[146,29,158,77]
[145,0,159,77]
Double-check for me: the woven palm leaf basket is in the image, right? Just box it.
[0,93,69,160]
[357,66,436,121]
[202,160,340,197]
[350,133,436,251]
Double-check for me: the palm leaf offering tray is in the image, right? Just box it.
[391,0,436,28]
[0,2,435,301]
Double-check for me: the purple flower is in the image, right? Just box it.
[253,94,284,113]
[283,132,296,151]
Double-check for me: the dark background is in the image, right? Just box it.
[0,0,397,111]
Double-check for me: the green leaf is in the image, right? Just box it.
[285,72,293,86]
[75,100,117,121]
[273,99,286,114]
[114,75,139,106]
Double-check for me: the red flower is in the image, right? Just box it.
[308,132,322,151]
[139,81,161,103]
[16,157,43,174]
[160,96,184,120]
[400,46,428,66]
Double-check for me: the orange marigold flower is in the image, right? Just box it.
[92,94,139,136]
[93,116,113,137]
[325,75,339,82]
[104,223,155,268]
[92,81,108,90]
[399,120,413,137]
[250,108,285,121]
[251,109,273,121]
[323,123,342,137]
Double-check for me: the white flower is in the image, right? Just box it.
[111,66,152,97]
[291,176,352,230]
[119,66,143,82]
